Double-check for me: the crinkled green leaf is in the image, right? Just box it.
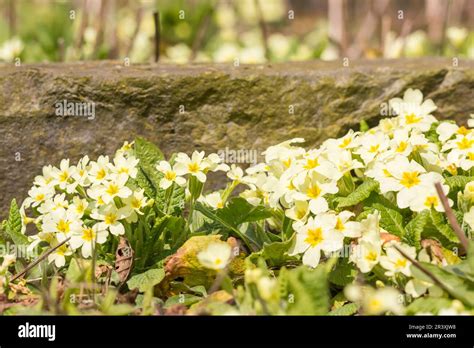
[285,265,329,315]
[336,178,379,208]
[405,297,453,315]
[5,199,28,245]
[328,257,357,287]
[423,210,459,248]
[371,203,406,238]
[328,302,359,316]
[248,237,296,268]
[127,268,165,292]
[411,262,474,307]
[444,175,474,192]
[403,210,430,247]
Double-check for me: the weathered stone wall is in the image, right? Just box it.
[0,59,473,217]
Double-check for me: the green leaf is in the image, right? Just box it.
[444,175,474,192]
[5,199,28,245]
[248,237,296,268]
[403,210,430,247]
[405,297,453,315]
[328,302,359,316]
[411,262,474,307]
[164,294,201,308]
[371,203,406,238]
[133,137,165,196]
[328,257,356,287]
[285,265,329,315]
[336,178,379,208]
[156,183,185,216]
[195,198,272,250]
[127,268,165,292]
[423,210,459,248]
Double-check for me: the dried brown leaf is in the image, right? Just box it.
[115,237,134,284]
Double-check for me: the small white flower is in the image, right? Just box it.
[290,214,344,268]
[156,161,186,189]
[91,204,128,236]
[69,225,108,258]
[197,242,232,270]
[380,242,416,277]
[174,151,210,183]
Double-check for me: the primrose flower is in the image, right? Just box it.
[197,242,232,270]
[345,285,404,315]
[51,159,77,193]
[201,192,225,209]
[24,185,55,208]
[47,243,72,268]
[290,214,344,268]
[380,242,416,277]
[156,161,186,189]
[33,165,56,188]
[292,171,338,214]
[88,156,111,184]
[388,88,437,132]
[70,225,108,258]
[91,204,128,236]
[109,154,139,179]
[41,208,83,241]
[72,155,91,187]
[174,151,210,183]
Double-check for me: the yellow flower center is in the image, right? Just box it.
[216,201,224,209]
[305,228,324,247]
[104,213,117,225]
[396,141,408,153]
[335,217,345,231]
[118,167,129,174]
[400,171,420,188]
[457,126,469,135]
[96,168,106,180]
[304,158,319,169]
[339,137,352,148]
[405,113,422,125]
[306,183,322,199]
[59,171,69,182]
[456,137,474,150]
[295,208,306,220]
[82,228,95,241]
[395,258,407,268]
[214,258,222,265]
[106,184,119,196]
[57,219,71,233]
[365,251,378,261]
[369,144,380,153]
[35,194,45,202]
[424,196,438,207]
[468,152,474,161]
[446,164,458,175]
[165,171,176,180]
[188,162,200,173]
[368,298,381,312]
[131,197,142,209]
[282,158,292,168]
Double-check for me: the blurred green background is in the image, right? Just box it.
[0,0,473,64]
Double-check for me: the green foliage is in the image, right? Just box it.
[328,257,356,287]
[405,297,453,315]
[328,302,359,316]
[195,197,272,250]
[127,268,165,292]
[403,210,430,247]
[4,199,28,246]
[336,178,379,208]
[248,237,296,268]
[371,203,406,238]
[411,262,474,307]
[285,265,329,315]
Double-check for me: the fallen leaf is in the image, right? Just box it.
[115,237,134,284]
